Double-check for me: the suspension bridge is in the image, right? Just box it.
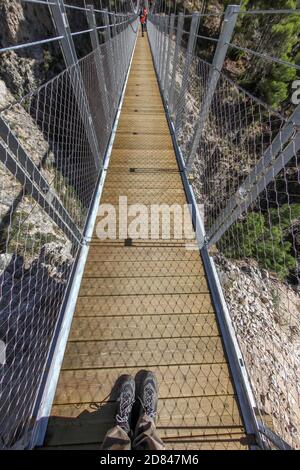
[0,0,299,451]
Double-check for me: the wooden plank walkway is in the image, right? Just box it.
[44,32,248,450]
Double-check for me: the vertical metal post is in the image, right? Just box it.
[123,16,129,80]
[161,15,170,88]
[157,16,164,79]
[111,13,120,94]
[124,16,130,86]
[86,4,111,128]
[186,4,240,171]
[156,15,160,68]
[168,12,184,114]
[103,8,116,108]
[163,13,175,98]
[153,15,159,68]
[49,0,101,171]
[116,15,123,87]
[121,15,128,82]
[112,12,117,39]
[174,12,200,133]
[155,15,159,52]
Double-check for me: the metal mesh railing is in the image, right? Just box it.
[0,5,137,448]
[148,8,300,450]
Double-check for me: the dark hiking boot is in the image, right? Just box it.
[115,375,135,433]
[135,370,158,421]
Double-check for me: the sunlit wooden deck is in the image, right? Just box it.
[44,32,248,450]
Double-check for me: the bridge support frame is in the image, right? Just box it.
[157,16,164,78]
[103,9,117,112]
[160,15,170,89]
[175,12,200,134]
[86,4,111,129]
[0,117,82,245]
[163,13,175,98]
[48,0,101,172]
[186,4,240,172]
[168,13,184,115]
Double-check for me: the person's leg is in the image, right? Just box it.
[132,371,165,450]
[133,413,164,450]
[102,425,131,450]
[141,23,144,37]
[101,375,135,450]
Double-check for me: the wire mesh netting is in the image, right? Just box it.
[1,1,299,452]
[148,11,300,450]
[41,31,250,452]
[0,15,137,448]
[46,244,247,450]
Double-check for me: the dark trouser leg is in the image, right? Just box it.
[141,24,144,36]
[132,414,164,450]
[101,425,131,450]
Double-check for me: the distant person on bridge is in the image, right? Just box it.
[140,10,146,37]
[143,7,148,31]
[101,371,164,450]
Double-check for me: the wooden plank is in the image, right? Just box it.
[78,276,209,297]
[83,260,204,277]
[88,238,195,245]
[85,246,201,261]
[74,293,214,317]
[104,172,183,189]
[108,161,177,170]
[121,107,165,114]
[159,395,243,427]
[118,113,168,124]
[46,395,243,446]
[165,441,248,450]
[45,440,248,450]
[118,113,167,122]
[113,134,173,150]
[92,208,196,240]
[122,100,164,109]
[126,84,160,92]
[68,314,219,342]
[92,229,194,239]
[99,193,187,205]
[101,185,184,196]
[101,188,185,199]
[57,336,228,376]
[117,125,170,135]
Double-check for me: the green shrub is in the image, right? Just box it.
[219,204,299,279]
[231,0,300,111]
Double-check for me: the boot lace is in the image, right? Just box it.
[116,390,134,427]
[139,384,156,418]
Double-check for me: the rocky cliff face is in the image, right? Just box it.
[216,255,300,448]
[0,77,75,448]
[0,0,223,102]
[0,0,65,101]
[0,0,96,104]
